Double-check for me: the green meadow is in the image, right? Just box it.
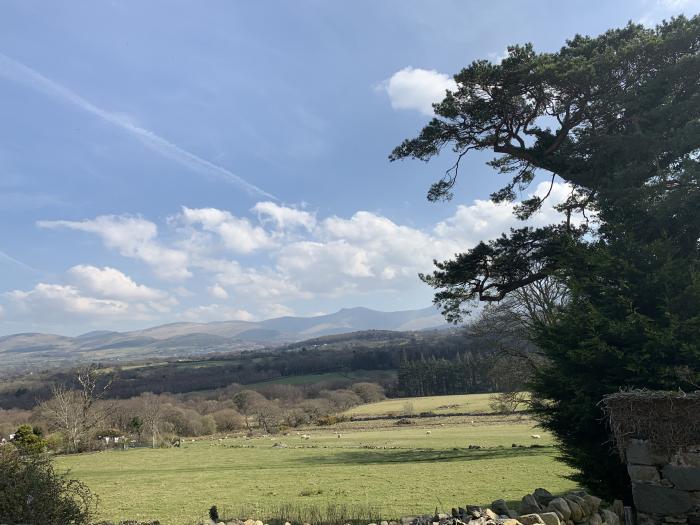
[56,395,575,525]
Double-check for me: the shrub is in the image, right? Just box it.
[12,424,48,455]
[0,445,96,524]
[211,409,245,431]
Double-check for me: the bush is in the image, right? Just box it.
[0,445,95,524]
[13,424,48,455]
[211,409,245,431]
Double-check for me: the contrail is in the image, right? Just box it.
[0,52,276,200]
[0,249,41,274]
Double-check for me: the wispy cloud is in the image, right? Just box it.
[0,52,275,199]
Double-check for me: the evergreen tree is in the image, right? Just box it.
[391,16,700,499]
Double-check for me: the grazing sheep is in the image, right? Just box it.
[426,430,432,435]
[301,434,311,440]
[531,434,541,439]
[337,434,342,438]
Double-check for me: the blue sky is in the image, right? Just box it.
[1,0,698,335]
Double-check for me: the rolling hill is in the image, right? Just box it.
[0,306,448,372]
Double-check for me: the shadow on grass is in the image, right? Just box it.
[292,445,555,467]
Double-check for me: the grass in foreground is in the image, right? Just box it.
[56,414,574,525]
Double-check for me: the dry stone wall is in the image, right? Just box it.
[625,439,700,525]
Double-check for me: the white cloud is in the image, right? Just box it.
[28,183,581,327]
[7,283,134,319]
[180,304,254,323]
[38,215,191,280]
[252,201,316,231]
[67,265,166,301]
[260,303,295,318]
[208,283,229,299]
[4,265,176,324]
[180,206,274,254]
[379,67,457,115]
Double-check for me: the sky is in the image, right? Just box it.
[1,0,698,336]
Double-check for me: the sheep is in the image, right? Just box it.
[531,434,541,439]
[300,434,311,440]
[425,430,432,435]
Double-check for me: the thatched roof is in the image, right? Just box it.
[601,390,700,458]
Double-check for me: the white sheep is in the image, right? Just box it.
[531,434,541,439]
[426,430,432,435]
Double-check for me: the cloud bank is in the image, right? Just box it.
[5,183,578,328]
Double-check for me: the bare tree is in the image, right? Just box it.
[471,276,568,410]
[138,393,165,448]
[39,365,115,452]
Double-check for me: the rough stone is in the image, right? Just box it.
[633,483,693,515]
[628,465,661,483]
[600,509,619,525]
[499,520,523,525]
[663,465,700,491]
[244,520,254,525]
[485,509,499,521]
[588,514,601,525]
[381,521,389,525]
[539,512,561,525]
[566,495,587,516]
[662,517,688,524]
[533,489,555,507]
[547,499,572,521]
[672,451,700,468]
[520,495,542,515]
[564,500,583,522]
[582,495,601,516]
[400,517,417,525]
[518,514,544,525]
[627,439,669,466]
[491,500,511,516]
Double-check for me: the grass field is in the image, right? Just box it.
[344,393,500,417]
[56,396,575,525]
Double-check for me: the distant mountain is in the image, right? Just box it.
[0,306,448,372]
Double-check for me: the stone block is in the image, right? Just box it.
[627,439,669,466]
[600,509,620,525]
[547,499,572,521]
[500,520,523,525]
[491,499,511,515]
[520,495,542,515]
[518,514,544,525]
[534,489,555,506]
[583,495,601,515]
[672,451,700,468]
[663,465,700,491]
[539,512,561,525]
[484,509,499,521]
[588,514,602,525]
[628,465,661,483]
[564,499,584,522]
[633,482,693,515]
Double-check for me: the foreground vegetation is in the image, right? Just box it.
[56,410,574,525]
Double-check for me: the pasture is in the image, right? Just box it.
[56,397,575,525]
[343,393,499,417]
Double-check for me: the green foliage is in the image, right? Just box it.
[13,424,48,455]
[0,445,95,524]
[391,15,700,500]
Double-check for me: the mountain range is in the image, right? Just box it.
[0,306,448,372]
